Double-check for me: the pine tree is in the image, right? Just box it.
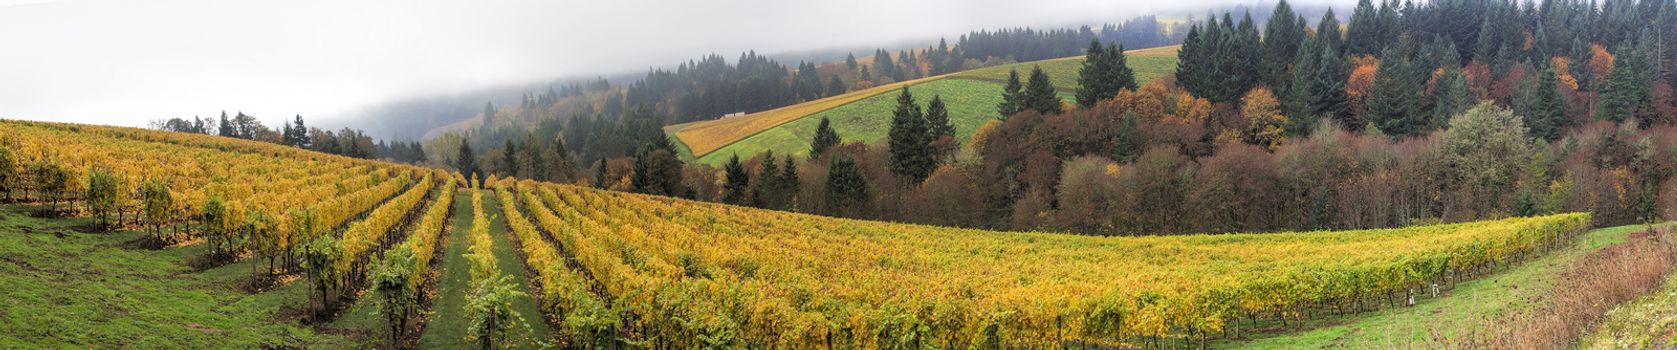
[887,87,938,185]
[482,102,496,126]
[810,117,841,156]
[925,95,955,139]
[825,155,869,213]
[1597,42,1651,122]
[1261,0,1307,90]
[778,155,799,208]
[1310,45,1351,128]
[751,151,781,208]
[845,53,858,70]
[1346,0,1381,56]
[997,69,1025,118]
[1076,39,1109,108]
[457,141,480,188]
[1024,66,1062,114]
[218,111,235,137]
[1431,66,1473,130]
[1367,47,1424,136]
[1076,41,1137,108]
[502,139,519,176]
[287,115,310,148]
[826,75,847,97]
[1525,67,1570,141]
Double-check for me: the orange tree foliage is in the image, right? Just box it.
[1552,57,1580,91]
[1345,57,1379,122]
[1103,79,1211,124]
[1589,43,1614,83]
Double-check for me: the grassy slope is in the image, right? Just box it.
[1220,223,1668,349]
[949,44,1181,94]
[676,45,1180,165]
[1579,234,1677,348]
[0,205,365,349]
[417,191,550,349]
[691,79,1070,165]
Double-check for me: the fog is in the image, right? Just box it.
[0,0,1352,130]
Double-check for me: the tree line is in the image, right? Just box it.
[153,112,426,163]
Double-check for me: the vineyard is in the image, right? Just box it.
[0,119,1620,348]
[485,178,1590,348]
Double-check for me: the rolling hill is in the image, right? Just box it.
[672,45,1180,165]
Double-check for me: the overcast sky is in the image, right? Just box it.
[0,0,1349,128]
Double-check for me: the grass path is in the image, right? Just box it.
[0,204,364,348]
[1220,223,1670,349]
[418,190,550,349]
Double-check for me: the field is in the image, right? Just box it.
[671,45,1180,161]
[950,44,1181,93]
[670,75,943,158]
[4,119,1669,349]
[690,79,1071,165]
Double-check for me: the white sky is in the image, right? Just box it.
[0,0,1350,128]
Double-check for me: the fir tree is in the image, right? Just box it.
[1597,43,1651,122]
[1075,41,1137,108]
[997,69,1025,118]
[1261,0,1307,90]
[482,102,496,126]
[810,117,841,156]
[825,155,869,213]
[457,141,480,188]
[887,87,938,185]
[1525,67,1570,141]
[1367,47,1424,136]
[1430,67,1473,130]
[502,139,519,176]
[826,75,847,97]
[1024,66,1062,115]
[925,95,955,139]
[845,53,858,70]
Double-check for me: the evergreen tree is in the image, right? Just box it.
[1430,66,1473,130]
[826,75,847,97]
[750,151,781,208]
[1309,45,1351,128]
[1367,47,1424,136]
[502,139,519,176]
[1261,0,1307,90]
[887,87,938,185]
[1111,112,1141,163]
[1524,67,1570,141]
[630,145,684,197]
[1075,41,1137,108]
[845,53,858,70]
[997,69,1025,118]
[825,155,869,213]
[810,117,842,156]
[218,111,235,137]
[778,156,799,208]
[1023,66,1063,114]
[457,141,480,188]
[591,160,607,189]
[287,115,310,148]
[1345,0,1382,56]
[873,49,897,82]
[925,95,955,139]
[1597,43,1651,122]
[482,102,496,126]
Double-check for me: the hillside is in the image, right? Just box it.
[672,45,1180,164]
[2,119,1631,347]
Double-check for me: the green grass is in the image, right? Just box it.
[0,204,367,349]
[950,44,1181,93]
[1217,223,1671,349]
[690,79,1071,165]
[417,190,551,349]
